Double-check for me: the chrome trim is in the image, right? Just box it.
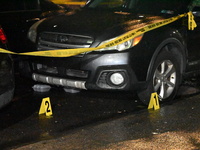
[32,73,87,90]
[38,32,93,51]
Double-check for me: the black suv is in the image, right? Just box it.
[21,0,200,104]
[0,0,66,52]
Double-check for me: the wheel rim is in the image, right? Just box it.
[153,60,176,100]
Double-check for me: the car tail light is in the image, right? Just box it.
[0,27,7,44]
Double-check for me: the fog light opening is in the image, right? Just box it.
[109,72,125,86]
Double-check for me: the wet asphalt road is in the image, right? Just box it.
[0,74,200,149]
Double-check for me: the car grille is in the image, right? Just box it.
[35,32,91,81]
[37,32,94,51]
[33,63,89,79]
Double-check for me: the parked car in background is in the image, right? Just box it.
[0,26,14,109]
[20,0,200,104]
[0,0,67,53]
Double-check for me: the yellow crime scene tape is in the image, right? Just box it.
[0,12,197,58]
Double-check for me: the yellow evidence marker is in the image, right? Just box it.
[148,92,160,110]
[39,97,53,116]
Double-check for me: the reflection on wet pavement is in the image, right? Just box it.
[15,93,200,149]
[0,75,200,149]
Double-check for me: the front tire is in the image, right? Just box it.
[138,44,182,105]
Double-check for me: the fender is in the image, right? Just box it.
[146,37,186,82]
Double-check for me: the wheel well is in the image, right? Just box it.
[146,38,186,81]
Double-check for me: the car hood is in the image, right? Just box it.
[37,9,165,39]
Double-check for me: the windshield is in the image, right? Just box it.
[86,0,192,14]
[50,0,88,9]
[87,0,135,9]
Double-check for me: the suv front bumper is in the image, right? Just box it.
[20,51,148,91]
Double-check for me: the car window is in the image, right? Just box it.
[0,0,40,12]
[189,0,200,10]
[0,0,20,12]
[135,0,191,14]
[86,0,191,14]
[88,0,127,8]
[24,0,41,10]
[191,0,200,6]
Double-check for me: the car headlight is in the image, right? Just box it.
[98,34,143,51]
[27,18,46,43]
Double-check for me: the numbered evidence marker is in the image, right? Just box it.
[148,92,160,110]
[39,97,53,116]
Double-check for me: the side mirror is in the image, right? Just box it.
[192,6,200,17]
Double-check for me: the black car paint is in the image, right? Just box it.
[29,24,186,88]
[20,0,200,103]
[34,11,187,80]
